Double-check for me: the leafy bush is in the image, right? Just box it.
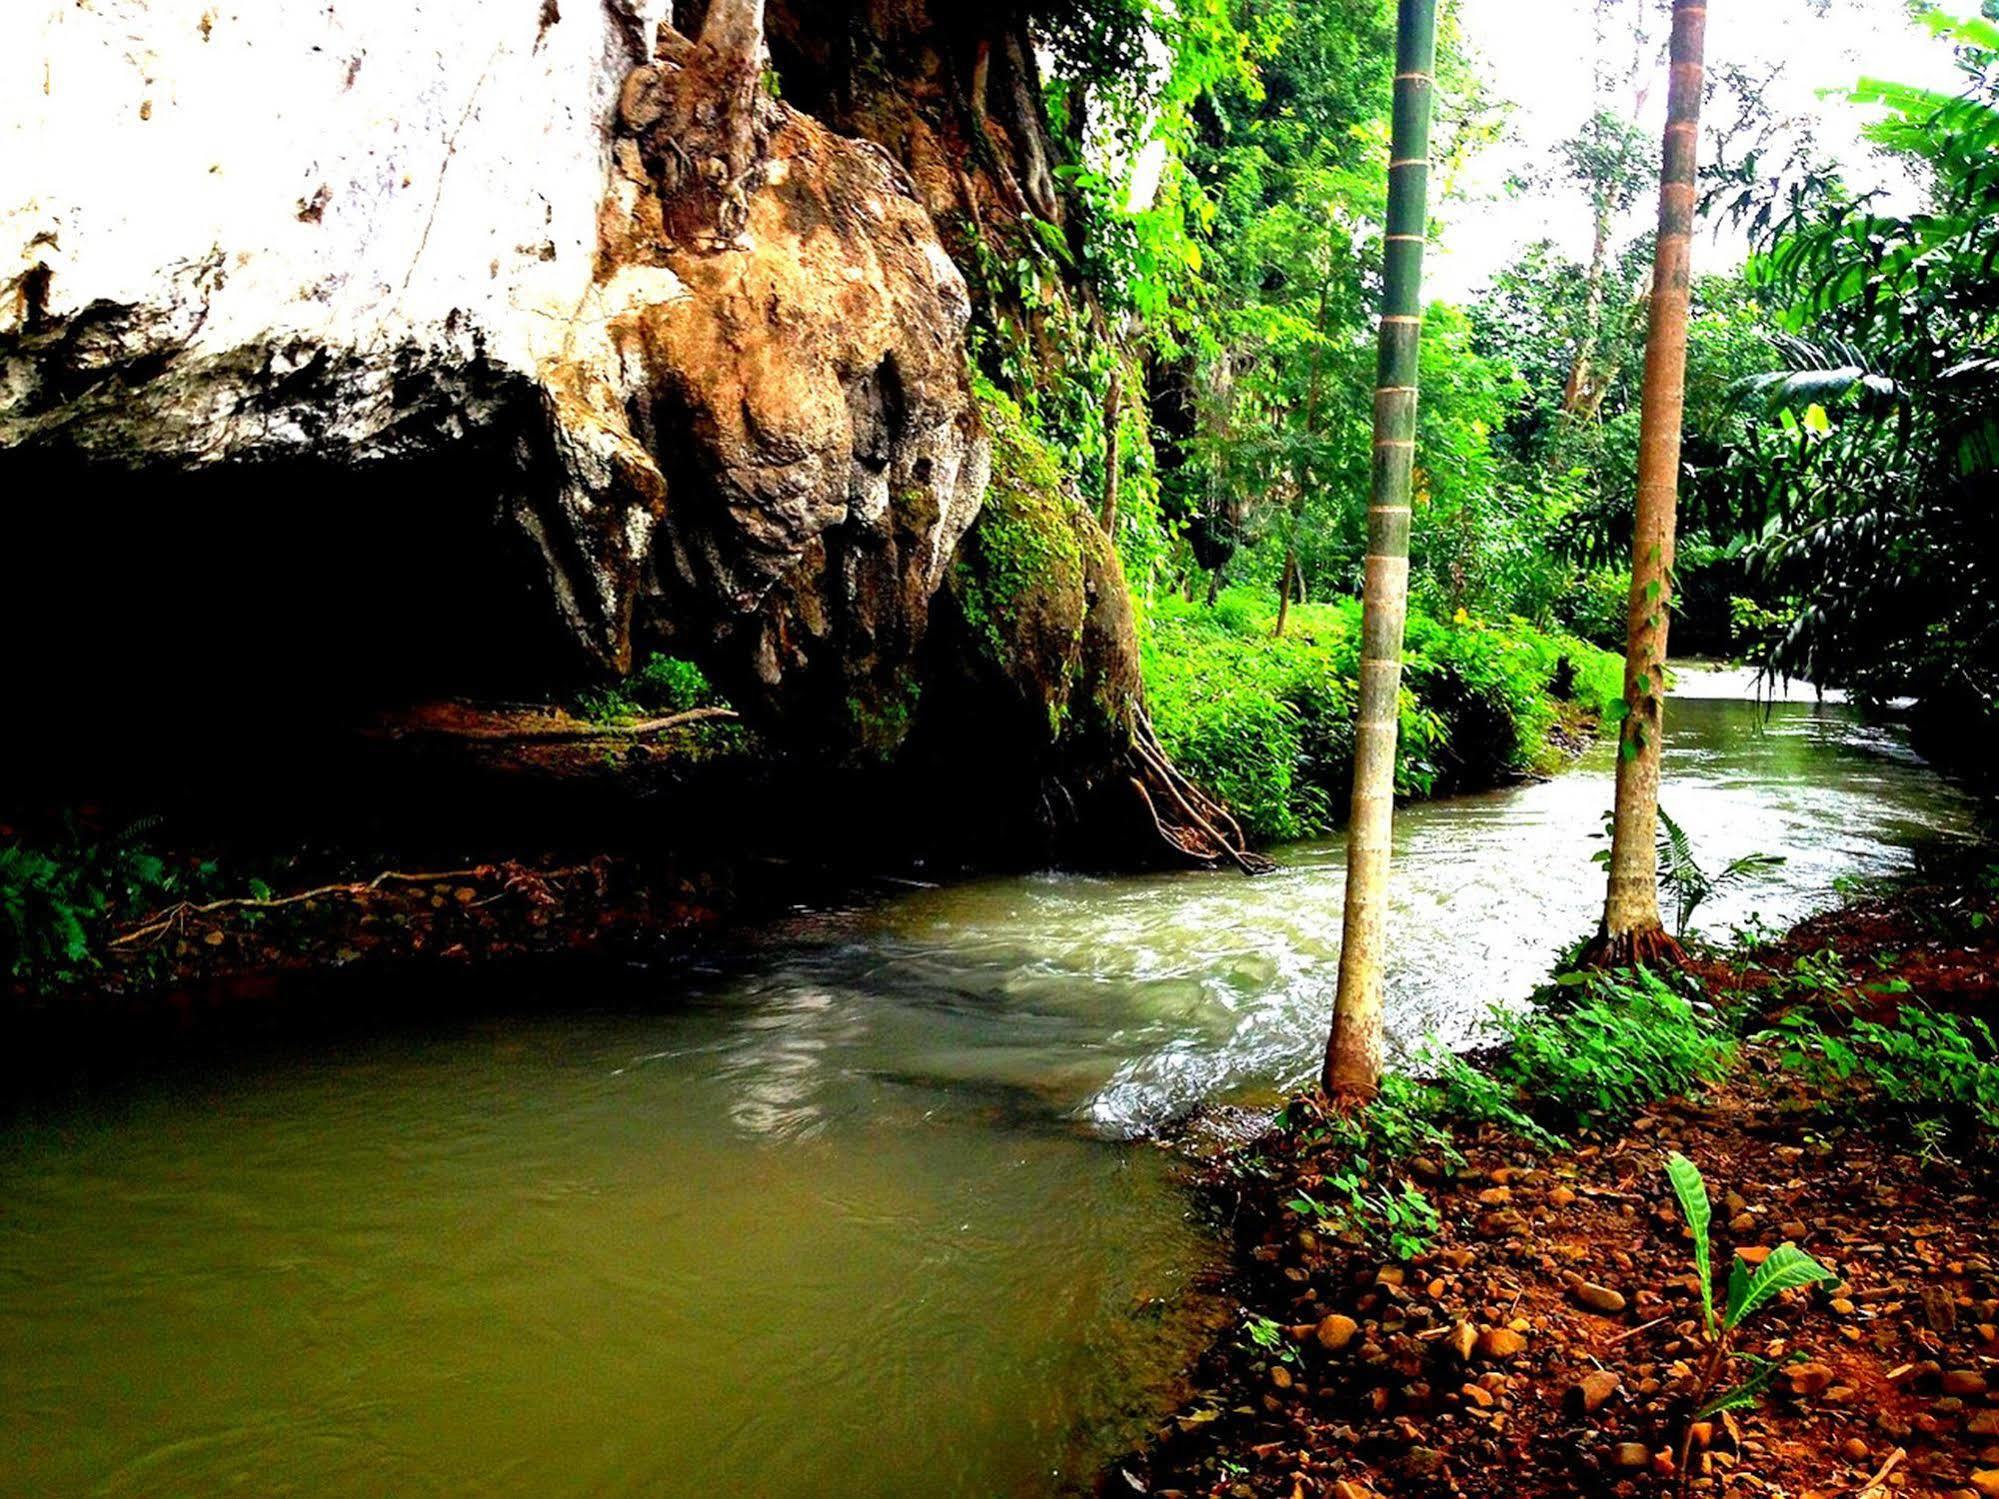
[1759,1001,1999,1155]
[576,653,722,723]
[1554,566,1632,650]
[1141,589,1621,843]
[1489,966,1738,1131]
[1,820,211,996]
[1277,1075,1461,1258]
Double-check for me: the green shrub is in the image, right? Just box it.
[1556,566,1632,649]
[1758,1000,1999,1154]
[1140,588,1621,843]
[576,653,722,724]
[1489,966,1738,1131]
[1,820,211,996]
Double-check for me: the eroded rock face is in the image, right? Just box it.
[599,47,987,735]
[2,0,987,748]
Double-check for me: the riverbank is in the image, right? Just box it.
[1121,875,1999,1499]
[1141,592,1623,843]
[3,609,1618,1027]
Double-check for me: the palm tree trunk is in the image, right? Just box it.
[1322,0,1438,1104]
[1588,0,1707,969]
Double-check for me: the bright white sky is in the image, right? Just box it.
[1427,0,1968,300]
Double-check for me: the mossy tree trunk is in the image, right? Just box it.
[1322,0,1438,1104]
[1588,0,1707,970]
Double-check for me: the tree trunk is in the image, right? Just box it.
[1323,0,1438,1104]
[1587,0,1707,969]
[1099,364,1123,537]
[1562,204,1613,416]
[1275,280,1335,640]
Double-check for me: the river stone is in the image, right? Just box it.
[1564,1273,1628,1315]
[1945,1370,1990,1397]
[1575,1370,1621,1414]
[1476,1327,1526,1361]
[1316,1314,1360,1352]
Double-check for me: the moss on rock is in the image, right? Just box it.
[946,380,1141,747]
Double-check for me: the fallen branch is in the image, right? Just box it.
[439,706,740,743]
[110,864,581,950]
[1844,1447,1904,1498]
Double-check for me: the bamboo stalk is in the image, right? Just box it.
[1322,0,1439,1103]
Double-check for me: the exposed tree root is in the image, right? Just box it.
[1129,711,1276,876]
[1579,922,1687,971]
[110,862,587,950]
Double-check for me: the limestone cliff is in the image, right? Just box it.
[1,0,1256,867]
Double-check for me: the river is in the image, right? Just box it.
[0,675,1978,1496]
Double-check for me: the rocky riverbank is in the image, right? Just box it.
[1118,878,1999,1499]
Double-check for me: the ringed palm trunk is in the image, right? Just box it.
[1588,0,1708,968]
[1322,0,1439,1103]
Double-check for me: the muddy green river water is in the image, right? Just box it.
[0,675,1978,1496]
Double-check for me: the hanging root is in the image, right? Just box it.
[1127,710,1277,877]
[1579,923,1687,971]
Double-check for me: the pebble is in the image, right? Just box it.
[1563,1273,1628,1315]
[1549,1186,1578,1207]
[1403,1447,1446,1477]
[1787,1363,1836,1397]
[1316,1314,1359,1352]
[1576,1370,1620,1413]
[1971,1471,1999,1499]
[1944,1369,1990,1397]
[1477,1327,1527,1361]
[1612,1442,1650,1470]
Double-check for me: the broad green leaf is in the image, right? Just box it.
[1697,1351,1804,1418]
[1666,1152,1715,1334]
[1726,1254,1753,1323]
[1724,1242,1837,1329]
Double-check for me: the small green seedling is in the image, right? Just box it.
[1664,1152,1836,1492]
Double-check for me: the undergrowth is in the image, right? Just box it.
[1265,904,1999,1259]
[1140,589,1621,843]
[575,652,721,724]
[1,817,217,998]
[1268,964,1735,1257]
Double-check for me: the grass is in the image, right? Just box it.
[1139,588,1623,843]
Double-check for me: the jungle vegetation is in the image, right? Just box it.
[968,0,1998,828]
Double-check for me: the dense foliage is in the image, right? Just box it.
[1731,27,1998,753]
[982,1,1997,806]
[1141,590,1621,842]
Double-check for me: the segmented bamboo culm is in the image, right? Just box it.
[1322,0,1439,1102]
